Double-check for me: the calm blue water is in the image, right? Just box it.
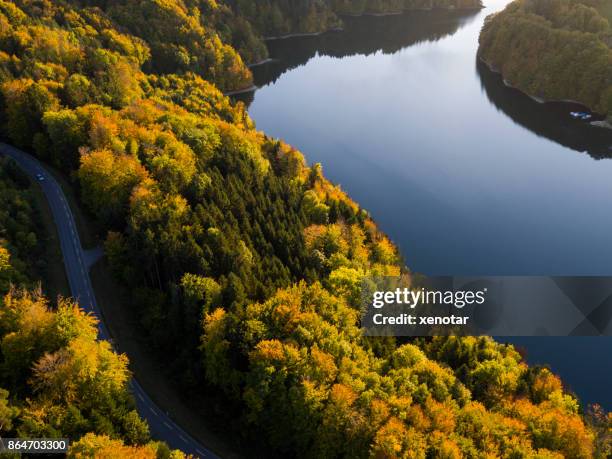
[242,0,612,408]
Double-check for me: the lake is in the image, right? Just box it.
[239,0,612,409]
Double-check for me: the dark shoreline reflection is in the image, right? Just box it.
[238,9,479,105]
[477,60,612,159]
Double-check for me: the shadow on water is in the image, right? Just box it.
[237,9,480,105]
[477,59,612,159]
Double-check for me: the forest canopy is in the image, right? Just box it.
[0,0,609,457]
[478,0,612,119]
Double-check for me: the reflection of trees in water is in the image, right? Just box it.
[236,9,478,105]
[477,60,612,160]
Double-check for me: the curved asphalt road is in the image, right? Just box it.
[0,143,219,459]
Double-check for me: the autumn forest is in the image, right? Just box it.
[0,0,610,458]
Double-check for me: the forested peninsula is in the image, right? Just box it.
[0,0,609,458]
[479,0,612,121]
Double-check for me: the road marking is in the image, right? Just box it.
[163,422,173,430]
[150,407,158,416]
[196,449,206,458]
[179,434,187,443]
[137,392,144,402]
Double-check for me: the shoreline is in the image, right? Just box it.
[248,58,277,68]
[478,56,611,129]
[341,4,484,17]
[265,28,343,41]
[264,4,483,41]
[341,10,403,17]
[224,84,257,96]
[238,7,487,99]
[591,120,612,130]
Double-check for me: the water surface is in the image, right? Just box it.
[242,0,612,408]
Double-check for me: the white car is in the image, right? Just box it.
[36,173,45,182]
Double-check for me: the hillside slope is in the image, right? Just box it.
[479,0,612,119]
[0,0,608,457]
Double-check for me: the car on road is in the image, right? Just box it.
[36,173,45,182]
